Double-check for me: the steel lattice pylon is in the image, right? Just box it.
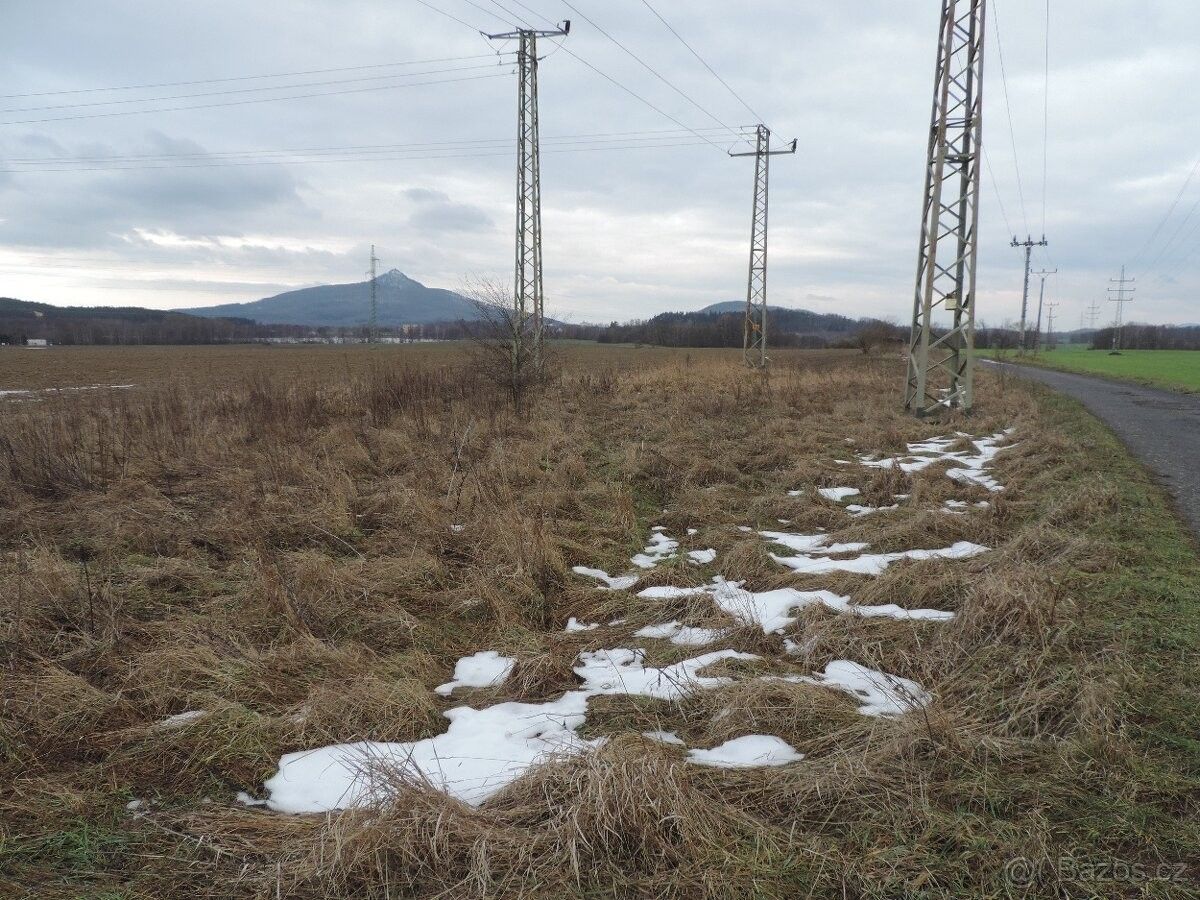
[906,0,986,416]
[489,23,568,372]
[730,125,796,369]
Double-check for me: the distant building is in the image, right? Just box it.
[25,338,48,348]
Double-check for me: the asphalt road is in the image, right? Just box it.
[983,360,1200,539]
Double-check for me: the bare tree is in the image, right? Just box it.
[460,276,547,411]
[852,320,904,355]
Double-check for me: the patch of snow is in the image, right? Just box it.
[687,548,717,565]
[818,487,861,503]
[435,651,515,697]
[450,524,465,533]
[803,661,931,717]
[710,580,953,632]
[125,799,143,811]
[236,791,267,807]
[686,735,803,768]
[857,430,1016,491]
[637,584,712,599]
[564,617,600,632]
[572,566,639,591]
[261,647,759,812]
[631,531,680,569]
[845,503,899,517]
[575,648,758,701]
[787,489,804,497]
[633,621,729,646]
[770,541,988,576]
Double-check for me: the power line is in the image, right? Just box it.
[638,0,765,126]
[413,0,492,33]
[559,1,739,137]
[982,147,1015,240]
[1129,156,1200,276]
[1038,1,1052,249]
[0,139,721,175]
[484,0,733,152]
[0,71,511,126]
[0,62,514,114]
[990,0,1031,236]
[2,127,734,164]
[0,53,506,100]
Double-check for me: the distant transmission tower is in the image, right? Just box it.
[729,125,796,368]
[1045,300,1059,349]
[1107,265,1135,353]
[488,20,569,373]
[368,244,379,344]
[1031,267,1056,351]
[1086,300,1102,330]
[1012,235,1049,351]
[906,0,986,416]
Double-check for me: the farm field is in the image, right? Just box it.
[984,344,1200,392]
[2,345,1198,897]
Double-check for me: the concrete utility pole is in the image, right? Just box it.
[729,125,797,368]
[1031,267,1056,352]
[488,20,569,373]
[1107,265,1135,354]
[368,244,379,344]
[1012,234,1049,351]
[906,0,986,416]
[1045,300,1059,349]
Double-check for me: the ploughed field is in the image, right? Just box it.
[2,344,1196,897]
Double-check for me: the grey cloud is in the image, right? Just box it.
[0,0,1197,324]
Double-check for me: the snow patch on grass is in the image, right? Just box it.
[572,566,639,591]
[687,735,804,768]
[435,651,515,697]
[818,487,861,502]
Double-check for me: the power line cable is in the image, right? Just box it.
[990,0,1031,237]
[1040,0,1050,238]
[2,126,735,164]
[0,72,511,126]
[0,53,507,100]
[1128,155,1200,275]
[558,1,739,137]
[396,0,733,153]
[0,62,514,113]
[0,138,720,174]
[413,0,491,33]
[638,0,765,126]
[982,147,1016,240]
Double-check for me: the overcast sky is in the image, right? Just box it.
[2,1,1198,327]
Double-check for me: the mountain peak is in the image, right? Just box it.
[375,268,412,286]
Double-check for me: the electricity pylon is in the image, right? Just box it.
[1086,300,1101,329]
[1012,235,1048,351]
[1045,300,1059,349]
[368,244,379,344]
[1032,267,1056,351]
[906,0,986,416]
[1107,265,1135,353]
[488,20,569,373]
[729,125,796,368]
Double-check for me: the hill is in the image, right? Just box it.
[593,303,877,348]
[0,296,256,346]
[182,270,479,327]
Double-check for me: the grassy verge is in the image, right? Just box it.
[981,345,1200,392]
[1,348,1198,897]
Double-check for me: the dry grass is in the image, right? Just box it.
[1,344,1196,897]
